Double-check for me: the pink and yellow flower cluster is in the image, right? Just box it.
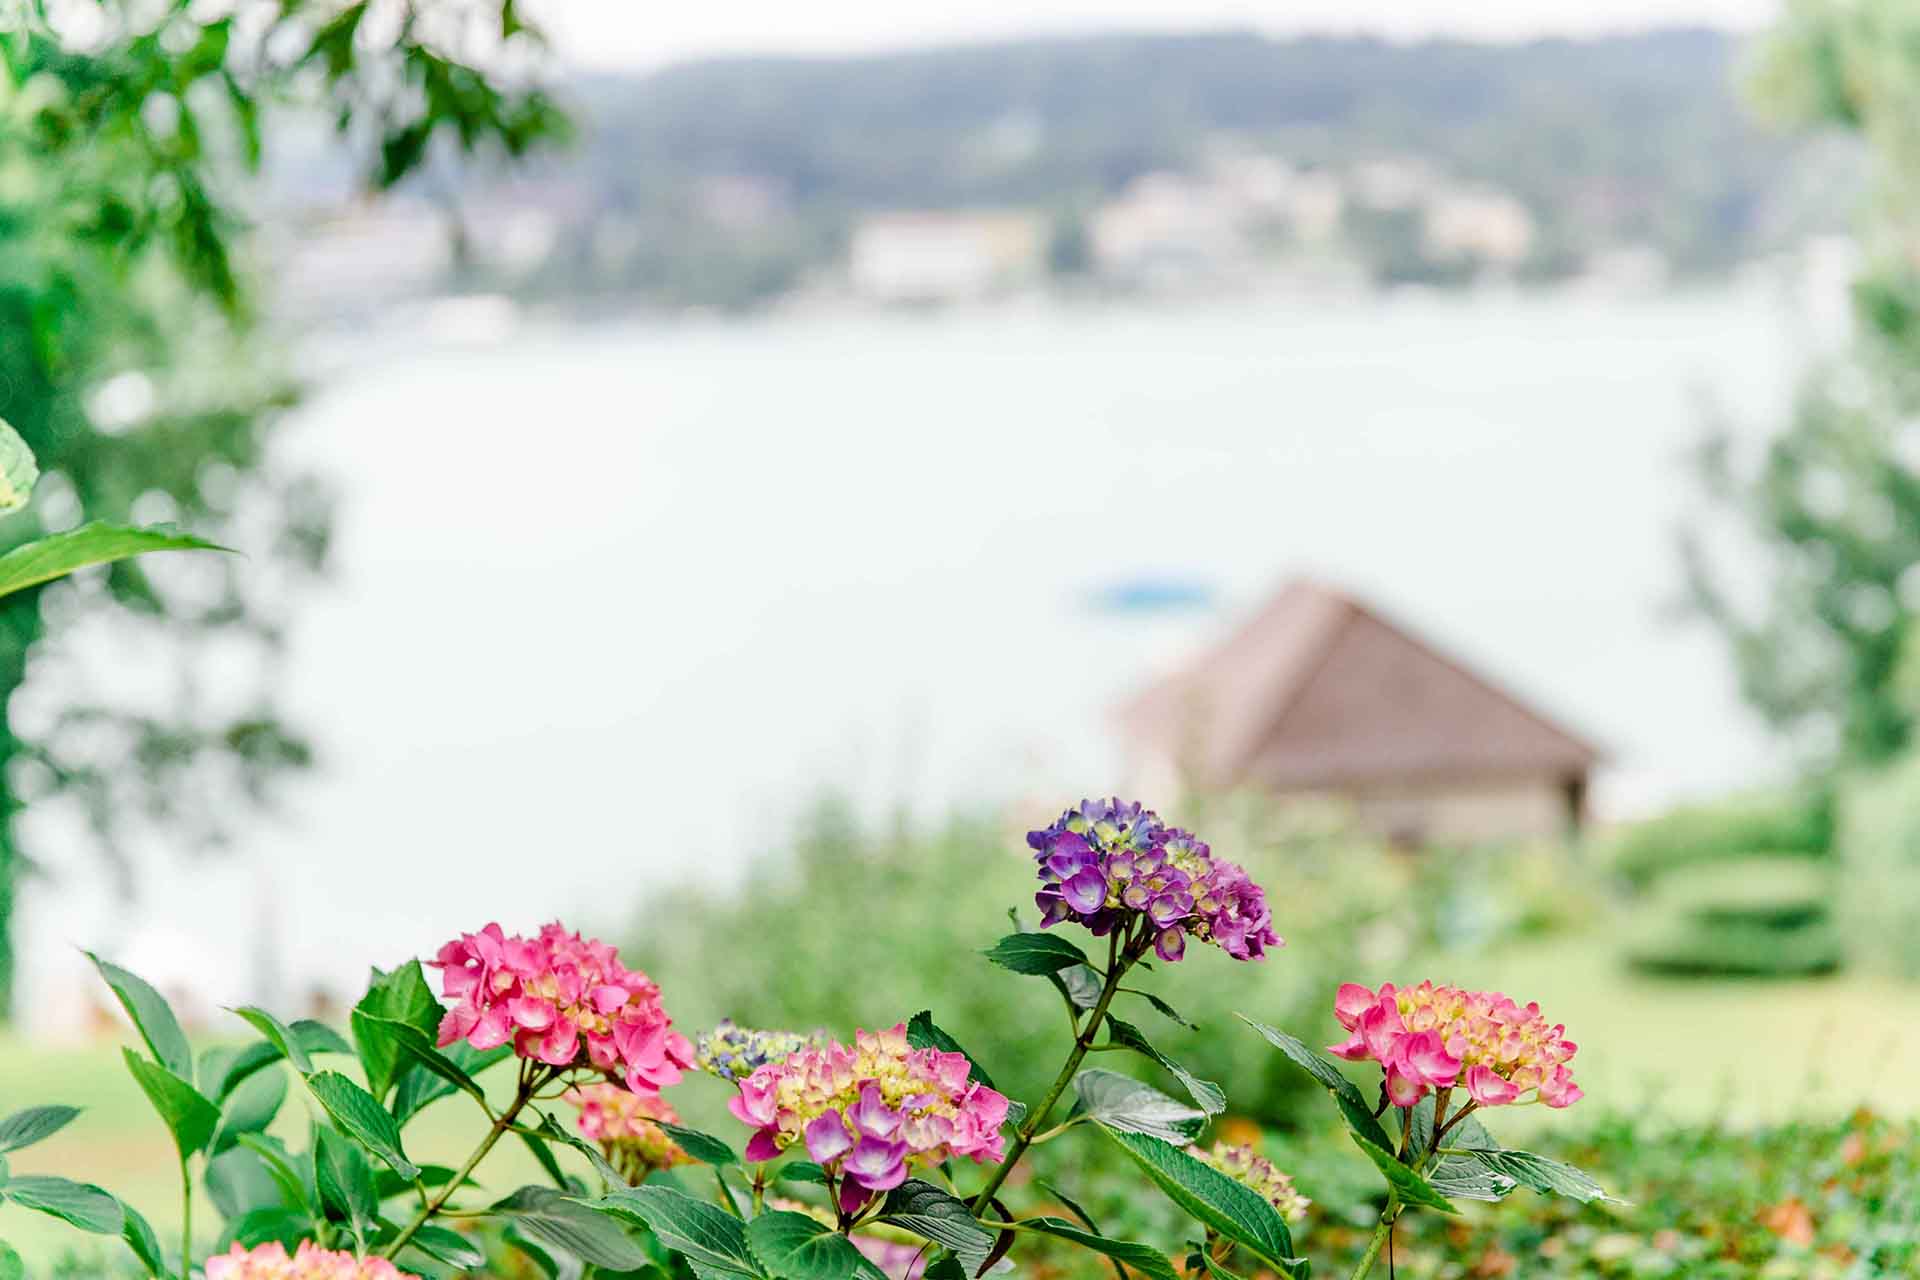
[1328,980,1582,1110]
[566,1082,689,1175]
[431,921,692,1096]
[728,1022,1010,1212]
[1193,1142,1310,1223]
[205,1243,405,1280]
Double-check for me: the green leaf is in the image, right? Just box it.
[527,1109,627,1189]
[1466,1150,1616,1204]
[392,1041,509,1127]
[876,1179,996,1275]
[205,1147,286,1220]
[232,1007,312,1074]
[351,962,447,1100]
[0,418,39,514]
[0,1241,19,1280]
[235,1134,316,1217]
[89,953,195,1082]
[599,1185,763,1276]
[745,1211,886,1280]
[1351,1136,1457,1214]
[1104,1017,1226,1115]
[905,1010,999,1091]
[1424,1156,1517,1203]
[202,1042,285,1103]
[1013,1216,1178,1280]
[1236,1015,1393,1151]
[290,1021,355,1057]
[1073,1069,1206,1144]
[1126,989,1196,1029]
[122,1203,166,1277]
[0,524,229,601]
[305,1071,419,1180]
[2,1175,124,1233]
[122,1050,220,1156]
[223,1206,312,1250]
[407,1223,486,1269]
[982,931,1092,975]
[492,1186,654,1271]
[656,1121,739,1168]
[316,1126,379,1247]
[774,1160,828,1186]
[213,1066,288,1154]
[1098,1128,1302,1275]
[0,1105,81,1153]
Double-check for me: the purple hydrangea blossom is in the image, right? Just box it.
[1027,798,1281,962]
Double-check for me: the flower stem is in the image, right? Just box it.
[382,1069,542,1259]
[1347,1195,1399,1280]
[970,927,1138,1213]
[178,1158,192,1280]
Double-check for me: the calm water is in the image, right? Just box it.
[22,288,1813,1025]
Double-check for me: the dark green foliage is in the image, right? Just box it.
[1606,789,1832,887]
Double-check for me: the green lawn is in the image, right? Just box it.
[5,938,1920,1265]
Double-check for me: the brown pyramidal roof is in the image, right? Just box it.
[1118,579,1600,790]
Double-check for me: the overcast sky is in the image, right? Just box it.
[529,0,1782,70]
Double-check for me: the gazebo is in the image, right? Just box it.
[1118,579,1601,844]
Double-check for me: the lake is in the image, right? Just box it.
[20,286,1817,1025]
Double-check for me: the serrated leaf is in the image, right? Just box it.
[981,932,1092,975]
[745,1211,886,1280]
[3,1175,124,1233]
[774,1160,828,1186]
[1073,1069,1205,1143]
[407,1223,486,1269]
[88,954,194,1082]
[599,1185,763,1276]
[224,1205,312,1250]
[1126,989,1196,1029]
[492,1186,653,1271]
[529,1109,626,1188]
[1424,1156,1517,1203]
[393,1041,510,1128]
[877,1179,995,1275]
[122,1050,220,1156]
[203,1042,286,1104]
[0,524,228,601]
[1014,1216,1178,1280]
[235,1134,316,1216]
[905,1011,1000,1092]
[0,1104,81,1153]
[1352,1135,1457,1214]
[1098,1128,1302,1275]
[232,1006,312,1074]
[1237,1015,1393,1150]
[205,1146,286,1220]
[655,1121,738,1168]
[305,1071,418,1179]
[1104,1017,1225,1115]
[351,962,447,1100]
[213,1066,288,1154]
[316,1126,378,1247]
[1467,1150,1616,1204]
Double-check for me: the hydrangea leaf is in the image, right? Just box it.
[1351,1135,1458,1214]
[1014,1216,1178,1280]
[122,1050,220,1157]
[121,1203,166,1278]
[1073,1069,1206,1144]
[492,1186,655,1271]
[528,1108,628,1188]
[0,1105,81,1154]
[0,523,228,602]
[211,1066,288,1154]
[1097,1127,1304,1276]
[202,1042,286,1103]
[876,1179,996,1275]
[88,953,195,1083]
[226,1206,313,1250]
[744,1211,887,1280]
[315,1126,378,1248]
[235,1134,317,1217]
[231,1006,313,1075]
[980,932,1092,975]
[1125,989,1196,1029]
[0,1241,19,1280]
[392,1042,510,1127]
[1464,1150,1617,1204]
[407,1224,487,1270]
[1237,1015,1393,1151]
[305,1071,419,1180]
[351,962,445,1099]
[205,1146,286,1220]
[0,418,38,514]
[656,1121,740,1167]
[352,1012,485,1112]
[2,1175,124,1234]
[597,1184,764,1276]
[1104,1016,1226,1115]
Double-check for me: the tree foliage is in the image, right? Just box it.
[0,0,565,1012]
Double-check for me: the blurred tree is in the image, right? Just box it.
[1682,0,1920,768]
[0,0,566,1015]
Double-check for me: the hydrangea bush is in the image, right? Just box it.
[0,798,1613,1280]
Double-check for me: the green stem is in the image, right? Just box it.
[970,927,1139,1214]
[1347,1195,1399,1280]
[382,1072,540,1259]
[179,1158,192,1280]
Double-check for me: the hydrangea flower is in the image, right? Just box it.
[565,1082,688,1179]
[1328,981,1582,1110]
[205,1243,406,1280]
[1027,797,1281,962]
[695,1019,818,1084]
[727,1022,1010,1213]
[1192,1142,1310,1223]
[430,921,693,1095]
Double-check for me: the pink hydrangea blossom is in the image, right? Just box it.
[727,1023,1010,1214]
[1191,1142,1311,1223]
[1327,980,1582,1110]
[205,1243,406,1280]
[430,921,692,1095]
[565,1082,689,1178]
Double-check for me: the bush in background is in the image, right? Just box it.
[1605,788,1832,888]
[1836,752,1920,978]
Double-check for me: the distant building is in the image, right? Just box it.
[1423,187,1537,265]
[1092,173,1247,287]
[1118,580,1600,845]
[848,211,1044,303]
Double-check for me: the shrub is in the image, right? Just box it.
[1606,789,1833,888]
[1836,751,1920,978]
[1623,858,1842,977]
